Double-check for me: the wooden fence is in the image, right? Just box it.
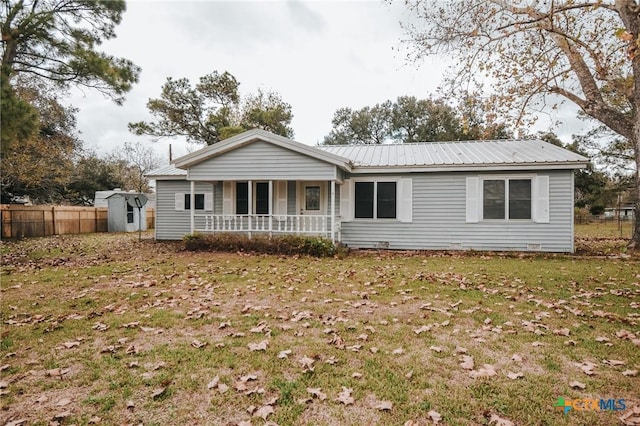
[0,205,155,239]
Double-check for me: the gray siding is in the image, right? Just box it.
[340,171,574,252]
[155,181,216,240]
[188,141,338,181]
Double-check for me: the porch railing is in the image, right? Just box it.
[193,214,339,238]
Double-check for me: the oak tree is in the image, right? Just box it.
[400,0,640,247]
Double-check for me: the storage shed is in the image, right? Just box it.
[106,191,148,233]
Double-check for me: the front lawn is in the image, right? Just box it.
[1,232,638,425]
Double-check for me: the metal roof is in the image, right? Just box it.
[146,164,187,178]
[319,140,588,169]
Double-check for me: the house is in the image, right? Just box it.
[95,189,156,209]
[146,129,589,252]
[604,205,636,220]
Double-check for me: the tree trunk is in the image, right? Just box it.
[630,124,640,250]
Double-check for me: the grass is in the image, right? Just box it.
[0,227,638,425]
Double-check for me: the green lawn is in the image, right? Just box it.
[0,231,638,425]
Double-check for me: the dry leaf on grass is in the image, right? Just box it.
[335,387,354,405]
[278,349,292,359]
[248,339,269,352]
[300,356,315,373]
[428,409,442,424]
[619,404,640,425]
[506,371,524,380]
[62,341,80,349]
[622,369,638,377]
[569,380,586,390]
[5,420,27,426]
[470,364,497,379]
[392,348,404,355]
[191,339,207,349]
[307,387,327,400]
[511,354,523,362]
[553,328,570,336]
[151,387,167,399]
[126,400,135,409]
[254,404,274,420]
[460,355,474,370]
[207,376,219,390]
[429,345,444,353]
[488,414,515,426]
[374,400,393,411]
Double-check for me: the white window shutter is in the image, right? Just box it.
[223,181,233,215]
[466,177,480,223]
[204,193,213,211]
[534,175,550,223]
[275,181,287,215]
[398,178,413,223]
[340,179,353,222]
[175,192,185,211]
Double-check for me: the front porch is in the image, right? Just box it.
[186,179,341,242]
[193,213,340,240]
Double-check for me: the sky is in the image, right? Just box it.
[70,0,584,165]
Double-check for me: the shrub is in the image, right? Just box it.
[182,233,341,257]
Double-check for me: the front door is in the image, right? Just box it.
[299,182,325,215]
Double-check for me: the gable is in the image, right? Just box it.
[188,140,339,181]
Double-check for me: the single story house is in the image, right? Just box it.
[147,129,588,252]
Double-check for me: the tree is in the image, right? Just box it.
[66,153,127,205]
[323,101,393,145]
[322,95,511,145]
[1,0,140,151]
[1,79,81,203]
[400,1,640,248]
[129,70,294,145]
[106,141,160,193]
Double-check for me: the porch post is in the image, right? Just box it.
[268,180,273,234]
[330,180,336,243]
[248,180,252,239]
[190,180,195,234]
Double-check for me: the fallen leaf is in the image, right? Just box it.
[191,339,207,349]
[62,341,80,349]
[375,400,393,411]
[603,359,626,366]
[460,355,475,370]
[207,376,220,390]
[248,339,269,352]
[622,369,638,377]
[619,404,640,425]
[506,371,524,380]
[569,380,586,390]
[300,356,315,372]
[126,400,135,410]
[352,372,363,379]
[470,364,497,379]
[511,354,523,363]
[335,387,354,405]
[88,416,101,424]
[428,409,442,424]
[488,413,515,426]
[278,349,292,359]
[307,387,327,400]
[4,420,27,426]
[151,387,167,399]
[56,398,71,406]
[218,383,229,393]
[429,345,444,353]
[553,328,570,337]
[392,348,404,355]
[254,405,275,420]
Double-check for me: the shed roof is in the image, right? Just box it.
[319,139,588,170]
[146,163,187,178]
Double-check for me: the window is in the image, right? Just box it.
[255,182,269,215]
[355,181,396,219]
[236,182,248,214]
[185,193,205,210]
[482,178,531,220]
[126,203,134,223]
[305,186,320,211]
